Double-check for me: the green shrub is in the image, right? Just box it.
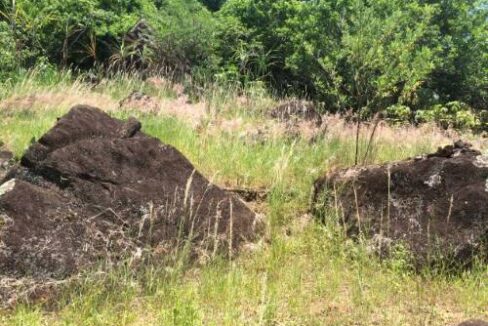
[198,0,227,11]
[415,101,479,130]
[5,0,155,68]
[0,22,18,77]
[1,0,487,116]
[149,0,219,80]
[385,105,412,124]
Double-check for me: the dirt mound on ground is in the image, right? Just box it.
[0,105,260,302]
[312,141,488,267]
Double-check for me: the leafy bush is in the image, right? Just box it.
[415,101,479,130]
[218,0,301,90]
[2,0,149,68]
[0,22,17,77]
[0,0,486,122]
[385,105,412,124]
[219,0,442,114]
[198,0,227,11]
[148,0,219,79]
[0,0,220,78]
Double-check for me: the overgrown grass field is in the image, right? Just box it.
[0,72,486,325]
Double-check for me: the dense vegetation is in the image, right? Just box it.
[0,0,487,125]
[0,2,487,324]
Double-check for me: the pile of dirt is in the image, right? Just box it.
[0,105,261,303]
[312,141,488,267]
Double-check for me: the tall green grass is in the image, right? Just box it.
[0,73,486,325]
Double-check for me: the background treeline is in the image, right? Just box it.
[0,0,487,127]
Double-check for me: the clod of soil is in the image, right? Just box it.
[269,100,322,127]
[0,105,261,302]
[312,141,488,267]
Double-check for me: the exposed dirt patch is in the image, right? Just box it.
[0,105,261,304]
[312,141,488,267]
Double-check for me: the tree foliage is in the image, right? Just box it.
[0,0,486,120]
[199,0,227,11]
[0,21,17,76]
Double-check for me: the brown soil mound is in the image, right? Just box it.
[269,100,322,127]
[0,105,260,298]
[312,141,488,267]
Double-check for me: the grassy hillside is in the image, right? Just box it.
[0,72,486,325]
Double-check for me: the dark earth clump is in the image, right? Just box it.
[312,141,488,268]
[0,105,260,304]
[269,100,322,127]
